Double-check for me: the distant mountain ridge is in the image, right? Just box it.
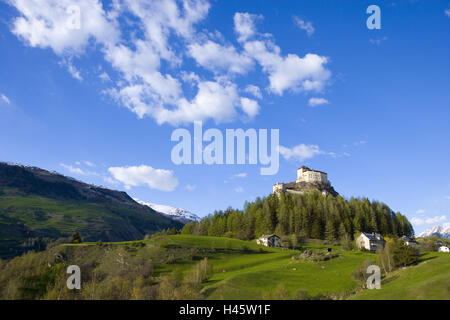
[0,162,183,258]
[134,199,200,223]
[418,225,450,239]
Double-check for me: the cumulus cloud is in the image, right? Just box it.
[369,36,388,45]
[9,0,119,54]
[84,161,95,167]
[234,12,261,42]
[279,144,324,161]
[293,16,314,37]
[235,12,331,95]
[185,184,196,191]
[244,85,262,99]
[234,173,247,178]
[108,165,178,191]
[7,2,333,125]
[411,215,447,226]
[60,162,100,177]
[99,72,111,82]
[61,58,83,81]
[240,97,260,118]
[416,209,426,215]
[0,93,10,104]
[60,163,87,175]
[308,97,329,107]
[188,40,253,74]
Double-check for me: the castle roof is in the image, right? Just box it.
[297,166,327,175]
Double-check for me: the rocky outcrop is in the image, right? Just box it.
[277,181,339,197]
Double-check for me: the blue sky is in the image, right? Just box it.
[0,0,449,234]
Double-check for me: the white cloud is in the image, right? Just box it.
[234,186,244,193]
[445,7,450,17]
[308,97,329,107]
[84,161,95,167]
[240,97,260,118]
[66,61,83,81]
[293,16,314,37]
[103,176,119,185]
[234,12,261,42]
[279,144,324,161]
[235,13,331,95]
[108,165,178,192]
[425,215,447,224]
[354,140,367,146]
[99,72,111,82]
[188,40,253,74]
[446,196,450,200]
[8,3,333,126]
[369,37,388,45]
[412,215,447,226]
[244,85,262,99]
[416,209,426,215]
[234,173,247,178]
[185,184,196,191]
[60,163,87,175]
[411,217,424,226]
[0,93,10,104]
[9,0,119,55]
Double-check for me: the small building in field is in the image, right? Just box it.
[401,236,418,248]
[356,232,386,252]
[257,234,281,247]
[438,245,449,253]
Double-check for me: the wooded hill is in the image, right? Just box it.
[181,191,414,241]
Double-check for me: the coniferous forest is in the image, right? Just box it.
[181,191,414,241]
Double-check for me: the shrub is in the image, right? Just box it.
[70,232,82,244]
[351,259,375,283]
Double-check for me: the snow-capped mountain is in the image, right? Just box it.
[418,225,450,239]
[134,198,200,224]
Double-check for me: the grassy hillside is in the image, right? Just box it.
[51,235,449,300]
[349,252,450,300]
[0,190,182,258]
[0,162,183,259]
[160,235,369,299]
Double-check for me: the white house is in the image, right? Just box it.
[356,232,386,252]
[257,234,281,247]
[401,236,418,248]
[438,245,449,253]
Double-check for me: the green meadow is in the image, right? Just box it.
[80,234,449,300]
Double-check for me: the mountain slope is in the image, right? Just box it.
[418,225,450,239]
[134,199,200,223]
[0,162,183,258]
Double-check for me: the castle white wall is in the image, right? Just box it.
[296,170,328,184]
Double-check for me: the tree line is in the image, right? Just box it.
[181,191,414,241]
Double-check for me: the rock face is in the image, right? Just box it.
[273,166,339,197]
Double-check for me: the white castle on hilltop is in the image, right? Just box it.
[273,166,335,196]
